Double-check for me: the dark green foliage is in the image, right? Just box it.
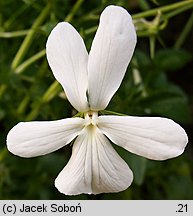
[0,0,193,199]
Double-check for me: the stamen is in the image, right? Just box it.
[84,111,98,127]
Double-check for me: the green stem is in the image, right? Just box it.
[42,0,85,104]
[0,30,29,38]
[0,84,7,99]
[42,81,62,103]
[12,1,86,74]
[132,59,147,97]
[139,0,151,10]
[72,112,84,118]
[42,0,84,103]
[26,103,42,121]
[132,0,193,19]
[26,0,85,120]
[0,1,2,27]
[4,4,29,29]
[175,11,193,49]
[65,0,85,22]
[19,61,49,118]
[36,59,49,78]
[15,49,46,74]
[84,26,98,35]
[166,3,193,19]
[17,95,30,116]
[75,7,101,23]
[149,35,156,59]
[0,147,8,162]
[6,25,96,75]
[11,4,50,70]
[100,110,127,116]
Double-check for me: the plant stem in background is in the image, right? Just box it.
[132,0,193,19]
[166,4,193,19]
[0,85,6,99]
[65,0,85,22]
[0,147,9,162]
[26,0,85,120]
[15,49,46,74]
[149,35,155,59]
[175,11,193,49]
[41,0,85,103]
[0,30,29,38]
[4,4,29,29]
[12,0,193,121]
[11,4,50,70]
[17,96,30,116]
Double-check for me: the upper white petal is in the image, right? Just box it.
[7,118,84,157]
[46,22,89,112]
[55,126,133,195]
[88,5,137,111]
[98,115,188,160]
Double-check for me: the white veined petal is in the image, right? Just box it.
[98,115,188,160]
[88,6,137,111]
[7,118,85,158]
[55,126,133,195]
[46,22,89,112]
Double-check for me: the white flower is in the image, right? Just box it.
[7,5,188,195]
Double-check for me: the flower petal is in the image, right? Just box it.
[98,115,188,160]
[88,6,137,111]
[7,118,84,157]
[55,126,133,195]
[46,22,89,112]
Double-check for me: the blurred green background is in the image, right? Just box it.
[0,0,193,199]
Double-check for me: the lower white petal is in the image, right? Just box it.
[55,126,133,195]
[98,115,188,160]
[7,118,84,157]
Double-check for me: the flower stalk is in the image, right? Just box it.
[0,29,29,38]
[132,0,193,19]
[11,3,51,70]
[26,0,85,120]
[15,49,46,74]
[175,11,193,49]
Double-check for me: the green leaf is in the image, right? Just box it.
[154,49,192,72]
[133,50,151,68]
[114,145,147,186]
[163,161,193,199]
[164,175,193,199]
[140,83,191,123]
[141,84,191,123]
[0,109,5,120]
[128,154,147,186]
